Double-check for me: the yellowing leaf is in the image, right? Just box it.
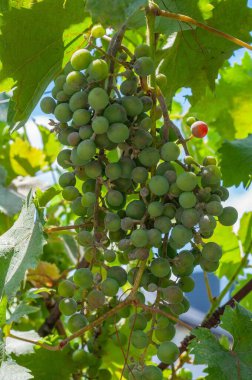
[27,261,60,288]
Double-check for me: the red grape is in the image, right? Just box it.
[191,121,208,138]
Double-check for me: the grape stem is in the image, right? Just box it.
[44,223,92,234]
[203,271,214,303]
[147,4,252,51]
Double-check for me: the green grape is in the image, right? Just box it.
[131,330,148,349]
[140,96,153,111]
[71,197,87,216]
[181,208,200,228]
[202,242,222,261]
[62,186,79,201]
[113,178,133,192]
[134,56,154,76]
[54,103,72,122]
[101,278,119,297]
[87,289,105,309]
[160,142,180,161]
[206,201,223,216]
[57,149,72,168]
[97,369,112,380]
[157,341,179,364]
[81,192,96,207]
[217,186,229,201]
[59,298,77,316]
[63,82,76,96]
[119,157,136,179]
[181,296,190,313]
[131,129,153,149]
[149,175,169,196]
[103,103,127,123]
[82,179,96,193]
[209,194,221,202]
[91,23,106,38]
[162,285,183,304]
[218,206,238,226]
[54,74,66,89]
[77,139,96,161]
[179,192,197,208]
[67,313,87,333]
[88,87,109,111]
[120,78,137,95]
[140,116,152,130]
[104,212,121,232]
[58,279,75,297]
[148,202,164,218]
[106,189,125,209]
[203,156,217,166]
[163,203,176,219]
[154,323,176,342]
[77,230,93,246]
[105,163,122,180]
[104,249,116,262]
[121,96,143,117]
[79,125,93,140]
[126,200,146,219]
[69,91,88,112]
[70,147,88,166]
[199,215,216,232]
[139,147,160,167]
[72,350,90,367]
[150,258,171,278]
[130,229,149,248]
[129,313,147,330]
[176,172,198,191]
[199,257,219,272]
[88,59,109,81]
[40,96,56,114]
[107,123,129,143]
[164,170,177,184]
[172,251,194,276]
[85,160,102,178]
[107,266,127,286]
[59,172,76,187]
[178,276,195,292]
[121,217,134,231]
[201,165,221,188]
[73,109,91,126]
[134,44,151,58]
[156,73,167,91]
[58,127,74,145]
[131,166,148,183]
[197,187,211,202]
[67,131,80,146]
[156,161,175,175]
[66,71,86,90]
[92,116,109,134]
[71,49,92,70]
[154,216,172,233]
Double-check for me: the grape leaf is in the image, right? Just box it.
[158,0,252,104]
[0,360,33,380]
[35,185,61,208]
[233,274,252,313]
[219,134,252,188]
[0,186,23,216]
[13,347,78,380]
[0,0,90,126]
[238,212,252,254]
[0,195,46,299]
[27,261,60,287]
[189,304,252,380]
[0,295,7,327]
[7,304,39,324]
[6,330,40,356]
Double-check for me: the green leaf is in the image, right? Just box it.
[13,347,78,380]
[0,295,7,327]
[189,304,252,380]
[212,223,241,280]
[0,0,90,125]
[238,212,252,254]
[0,195,46,299]
[35,185,61,208]
[0,360,33,380]
[219,134,252,188]
[6,330,40,356]
[0,166,7,185]
[7,303,39,324]
[37,125,61,164]
[159,0,252,104]
[0,186,23,216]
[85,0,147,28]
[233,274,252,312]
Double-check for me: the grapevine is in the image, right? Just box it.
[40,29,238,379]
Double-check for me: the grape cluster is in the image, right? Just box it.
[40,35,238,379]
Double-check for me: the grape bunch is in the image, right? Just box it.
[40,32,238,379]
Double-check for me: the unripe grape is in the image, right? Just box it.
[81,192,96,207]
[181,208,200,228]
[82,179,96,193]
[129,313,147,330]
[154,324,176,342]
[131,166,148,183]
[103,103,127,123]
[148,202,164,218]
[104,249,116,262]
[134,44,151,58]
[69,91,88,112]
[191,120,208,138]
[66,71,86,90]
[88,59,109,81]
[92,116,109,134]
[77,230,93,246]
[218,206,238,226]
[54,103,72,122]
[71,197,87,216]
[73,109,91,126]
[67,313,87,333]
[40,96,56,114]
[67,131,80,146]
[63,82,76,96]
[149,175,169,196]
[120,78,137,95]
[91,24,105,38]
[156,161,175,175]
[105,162,122,180]
[202,242,222,261]
[203,156,217,166]
[79,125,93,140]
[87,289,105,309]
[160,142,180,161]
[97,369,112,380]
[139,147,160,167]
[142,365,163,380]
[157,341,179,364]
[107,123,129,143]
[162,285,183,304]
[59,298,77,316]
[101,278,119,297]
[57,149,72,168]
[107,266,127,286]
[179,192,197,208]
[201,165,221,188]
[56,90,69,102]
[140,116,152,130]
[186,116,196,126]
[171,225,193,247]
[77,139,96,161]
[104,212,121,232]
[72,349,90,366]
[130,229,149,247]
[71,49,92,70]
[119,157,136,179]
[147,228,162,248]
[134,57,154,76]
[121,96,143,117]
[156,73,167,91]
[163,203,176,219]
[176,172,198,191]
[106,189,125,209]
[150,258,170,278]
[131,330,148,349]
[59,172,76,188]
[206,200,223,216]
[178,276,195,292]
[88,87,109,111]
[140,96,153,111]
[126,200,146,219]
[62,186,79,201]
[85,160,102,178]
[58,279,75,297]
[131,129,153,149]
[184,155,195,165]
[54,74,66,89]
[199,257,219,272]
